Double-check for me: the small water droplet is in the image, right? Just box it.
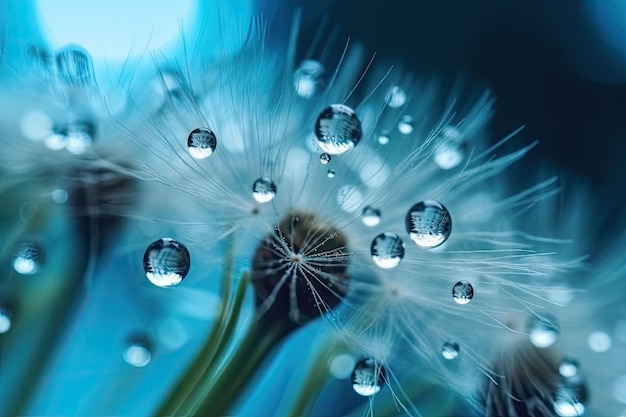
[187,127,217,159]
[12,241,43,275]
[0,305,12,334]
[55,46,93,85]
[327,169,336,178]
[434,126,466,170]
[370,232,405,269]
[252,177,277,203]
[377,130,390,145]
[143,238,190,287]
[527,314,559,348]
[123,334,152,367]
[452,280,474,305]
[385,85,406,108]
[559,357,579,378]
[405,201,452,248]
[293,60,325,98]
[441,340,460,360]
[398,115,414,134]
[319,152,331,164]
[314,104,362,155]
[361,206,381,227]
[351,358,386,396]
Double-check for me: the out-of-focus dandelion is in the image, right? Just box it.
[0,1,624,416]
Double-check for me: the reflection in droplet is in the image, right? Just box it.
[452,280,474,305]
[187,128,217,159]
[405,201,452,249]
[314,104,362,155]
[370,232,405,269]
[351,358,386,396]
[143,238,191,287]
[252,177,277,203]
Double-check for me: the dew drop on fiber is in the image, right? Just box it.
[527,314,559,348]
[441,340,460,360]
[314,104,362,155]
[452,280,474,305]
[351,358,386,396]
[187,128,217,159]
[361,206,381,227]
[370,232,404,269]
[252,177,277,203]
[405,200,452,249]
[143,238,190,287]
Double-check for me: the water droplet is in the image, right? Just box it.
[51,188,68,204]
[12,241,43,275]
[327,169,336,178]
[588,331,611,352]
[385,85,406,108]
[553,382,587,417]
[55,46,93,85]
[441,340,460,360]
[314,104,362,155]
[398,115,414,134]
[45,121,95,154]
[559,357,580,378]
[527,314,559,348]
[370,232,405,269]
[405,201,452,249]
[123,334,152,367]
[361,206,381,227]
[187,127,217,159]
[0,305,12,334]
[377,130,390,145]
[433,126,466,170]
[293,60,325,98]
[351,358,386,396]
[143,238,190,287]
[319,152,331,164]
[452,280,474,305]
[252,177,277,203]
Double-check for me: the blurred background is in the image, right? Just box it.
[1,0,624,415]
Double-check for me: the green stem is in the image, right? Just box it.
[194,313,295,417]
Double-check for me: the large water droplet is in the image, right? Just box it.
[398,115,414,134]
[452,280,474,305]
[433,126,466,170]
[319,152,331,164]
[293,60,325,98]
[370,232,405,269]
[143,238,190,287]
[361,206,381,227]
[527,314,559,348]
[559,357,580,378]
[0,305,12,334]
[385,85,406,108]
[252,177,276,203]
[12,241,43,275]
[351,358,386,396]
[405,201,452,248]
[187,127,217,159]
[314,104,362,155]
[123,334,152,367]
[441,340,460,360]
[55,46,93,85]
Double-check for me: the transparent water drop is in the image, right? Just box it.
[123,334,152,367]
[559,357,580,378]
[588,331,611,352]
[143,238,190,287]
[370,232,405,269]
[319,152,331,164]
[433,129,466,170]
[377,130,390,145]
[452,280,474,305]
[252,177,277,203]
[385,85,406,108]
[314,104,362,155]
[293,60,325,98]
[361,206,381,227]
[441,340,460,360]
[187,127,217,159]
[405,201,452,248]
[0,306,12,334]
[398,115,414,134]
[327,169,336,178]
[527,314,560,348]
[553,382,587,417]
[351,358,386,396]
[55,46,93,85]
[12,241,43,275]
